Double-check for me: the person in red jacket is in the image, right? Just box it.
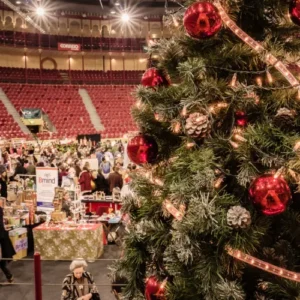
[79,162,92,192]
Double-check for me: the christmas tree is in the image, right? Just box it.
[112,1,300,299]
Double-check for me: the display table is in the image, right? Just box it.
[81,199,122,214]
[33,223,104,260]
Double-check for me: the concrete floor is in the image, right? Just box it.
[0,245,121,300]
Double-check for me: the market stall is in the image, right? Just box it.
[33,223,104,260]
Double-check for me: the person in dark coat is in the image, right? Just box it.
[93,170,109,194]
[107,167,123,194]
[0,165,8,199]
[0,197,15,283]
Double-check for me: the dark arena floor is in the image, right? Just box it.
[0,245,121,300]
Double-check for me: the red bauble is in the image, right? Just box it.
[141,68,170,88]
[290,0,300,26]
[183,2,222,39]
[249,174,292,216]
[235,111,247,127]
[145,276,165,300]
[127,134,158,165]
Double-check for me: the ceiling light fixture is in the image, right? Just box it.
[121,13,130,22]
[36,7,45,16]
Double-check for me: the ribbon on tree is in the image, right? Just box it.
[213,1,300,88]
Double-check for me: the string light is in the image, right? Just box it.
[294,141,300,151]
[256,77,263,87]
[274,167,284,179]
[234,134,247,142]
[181,106,187,117]
[172,122,181,134]
[230,73,237,87]
[266,70,273,84]
[229,140,239,149]
[186,142,196,149]
[226,246,300,283]
[136,100,142,109]
[164,200,183,221]
[214,1,300,88]
[214,177,224,188]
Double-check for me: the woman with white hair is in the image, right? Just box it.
[61,259,100,300]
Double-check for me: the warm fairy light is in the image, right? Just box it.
[181,106,187,117]
[136,100,142,108]
[227,247,300,283]
[230,73,237,87]
[173,122,181,134]
[158,278,168,293]
[274,167,284,179]
[256,77,263,87]
[186,142,195,149]
[179,204,186,214]
[294,141,300,151]
[164,200,183,221]
[214,177,224,188]
[214,1,300,88]
[266,70,273,84]
[217,102,228,108]
[230,140,239,149]
[154,113,160,121]
[172,15,179,27]
[153,178,164,187]
[234,134,246,142]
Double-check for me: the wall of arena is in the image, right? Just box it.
[0,10,168,39]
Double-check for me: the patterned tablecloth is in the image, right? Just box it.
[33,223,104,260]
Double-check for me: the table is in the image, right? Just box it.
[33,223,104,260]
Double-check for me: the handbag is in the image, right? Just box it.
[92,293,101,300]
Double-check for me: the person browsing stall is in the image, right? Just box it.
[61,259,100,300]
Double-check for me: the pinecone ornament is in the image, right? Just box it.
[185,112,211,138]
[227,206,251,229]
[274,108,296,129]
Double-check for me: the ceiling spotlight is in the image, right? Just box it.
[121,13,130,22]
[115,1,120,6]
[110,10,116,14]
[36,7,45,16]
[16,1,21,4]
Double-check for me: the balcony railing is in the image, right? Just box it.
[0,30,147,52]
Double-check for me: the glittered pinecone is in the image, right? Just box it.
[274,108,296,129]
[185,112,211,138]
[227,206,251,229]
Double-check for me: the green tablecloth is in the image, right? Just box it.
[33,223,103,260]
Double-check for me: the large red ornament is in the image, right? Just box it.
[249,174,292,216]
[235,111,247,127]
[145,276,166,300]
[127,134,158,165]
[290,0,300,26]
[183,2,222,39]
[141,68,170,88]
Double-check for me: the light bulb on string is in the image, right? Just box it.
[256,76,263,87]
[172,122,181,134]
[186,142,195,149]
[229,140,239,149]
[297,88,300,100]
[181,106,187,117]
[266,70,273,84]
[230,73,237,87]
